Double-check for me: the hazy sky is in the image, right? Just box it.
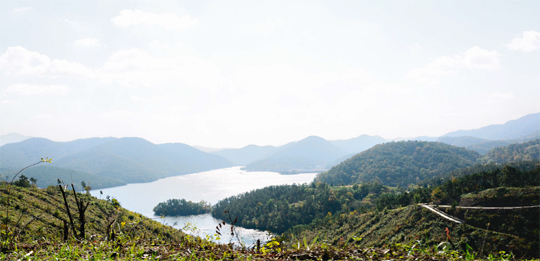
[1,1,539,148]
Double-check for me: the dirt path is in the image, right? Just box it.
[418,204,540,224]
[419,204,463,224]
[435,205,540,210]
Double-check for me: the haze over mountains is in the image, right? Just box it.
[0,112,539,188]
[0,133,32,147]
[211,112,540,172]
[0,137,234,189]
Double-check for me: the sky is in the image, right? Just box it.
[1,0,539,148]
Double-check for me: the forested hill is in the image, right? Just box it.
[52,138,234,183]
[0,137,234,186]
[479,138,539,163]
[315,141,480,187]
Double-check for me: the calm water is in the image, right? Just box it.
[91,167,316,245]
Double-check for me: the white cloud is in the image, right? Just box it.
[407,46,500,84]
[462,46,500,70]
[406,56,459,85]
[2,84,71,96]
[239,19,286,36]
[13,7,31,13]
[99,48,220,88]
[111,9,197,31]
[0,46,94,78]
[73,38,105,49]
[130,95,169,102]
[506,30,540,52]
[484,92,515,104]
[64,19,88,33]
[99,110,137,122]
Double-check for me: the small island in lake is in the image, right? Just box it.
[153,198,212,216]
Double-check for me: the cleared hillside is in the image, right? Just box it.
[285,205,535,258]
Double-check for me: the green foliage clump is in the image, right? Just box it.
[12,174,32,188]
[315,141,480,187]
[153,198,211,216]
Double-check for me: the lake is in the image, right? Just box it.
[91,167,317,245]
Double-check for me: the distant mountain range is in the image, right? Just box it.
[435,113,540,154]
[0,137,234,189]
[442,112,540,140]
[213,135,388,173]
[0,133,31,147]
[244,136,350,173]
[1,112,538,186]
[213,145,279,166]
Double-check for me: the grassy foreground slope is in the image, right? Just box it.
[1,184,515,260]
[285,205,535,258]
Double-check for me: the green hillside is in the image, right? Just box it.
[0,181,188,258]
[423,160,540,187]
[286,205,534,258]
[480,139,540,164]
[212,161,539,258]
[315,141,480,187]
[212,182,387,234]
[1,182,501,260]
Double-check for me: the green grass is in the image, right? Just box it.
[1,183,538,260]
[284,205,538,259]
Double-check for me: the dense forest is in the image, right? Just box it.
[212,182,388,233]
[479,138,539,163]
[373,162,539,209]
[153,198,211,216]
[315,141,480,187]
[422,160,540,187]
[213,160,539,256]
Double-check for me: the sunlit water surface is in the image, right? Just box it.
[91,167,316,245]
